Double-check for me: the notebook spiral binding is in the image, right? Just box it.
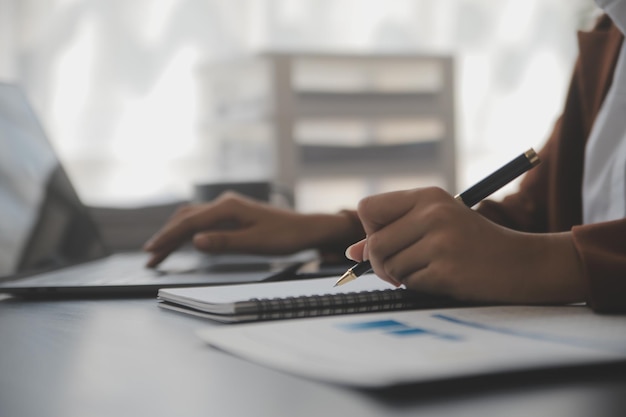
[249,289,440,321]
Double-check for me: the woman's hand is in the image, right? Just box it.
[143,192,357,268]
[345,187,587,304]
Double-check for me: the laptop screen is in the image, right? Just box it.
[0,83,108,278]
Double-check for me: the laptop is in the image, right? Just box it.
[0,82,318,297]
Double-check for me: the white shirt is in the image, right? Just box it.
[582,0,626,224]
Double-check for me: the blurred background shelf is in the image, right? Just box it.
[299,142,440,177]
[198,52,456,211]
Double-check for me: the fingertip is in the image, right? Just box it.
[344,245,357,261]
[385,273,402,287]
[362,240,369,261]
[145,257,158,269]
[345,239,367,262]
[378,275,402,287]
[145,251,167,269]
[192,233,210,248]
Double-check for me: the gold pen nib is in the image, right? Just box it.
[334,270,357,287]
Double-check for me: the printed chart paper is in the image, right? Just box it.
[197,306,626,387]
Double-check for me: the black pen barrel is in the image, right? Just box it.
[457,149,539,207]
[351,260,373,276]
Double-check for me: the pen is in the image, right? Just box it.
[334,148,541,287]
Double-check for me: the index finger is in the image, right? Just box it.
[143,205,204,267]
[144,199,243,254]
[356,187,451,236]
[357,189,417,236]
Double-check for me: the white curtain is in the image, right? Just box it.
[1,0,598,207]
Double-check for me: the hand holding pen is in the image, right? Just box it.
[337,149,540,290]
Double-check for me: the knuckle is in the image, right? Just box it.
[422,200,455,225]
[217,191,243,203]
[426,233,448,254]
[420,186,448,199]
[357,195,374,217]
[177,214,198,232]
[172,204,194,217]
[216,192,247,211]
[366,233,384,255]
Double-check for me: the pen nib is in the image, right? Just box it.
[334,270,356,287]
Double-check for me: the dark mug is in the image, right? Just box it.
[193,181,272,203]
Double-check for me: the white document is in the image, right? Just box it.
[197,305,626,387]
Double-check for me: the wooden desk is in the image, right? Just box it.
[1,296,625,417]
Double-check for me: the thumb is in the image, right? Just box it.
[345,239,368,262]
[345,238,401,287]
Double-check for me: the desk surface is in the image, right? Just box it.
[1,295,625,417]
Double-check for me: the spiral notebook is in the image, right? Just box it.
[157,274,461,323]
